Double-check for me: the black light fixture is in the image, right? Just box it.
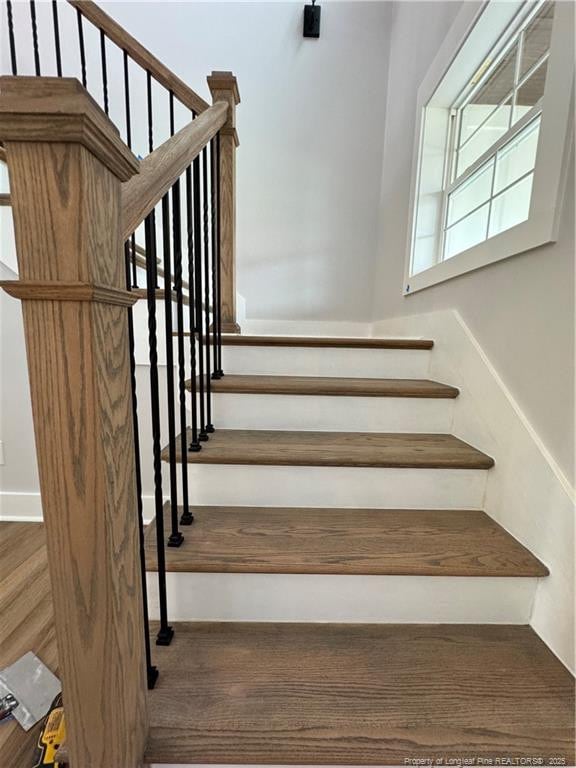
[303,0,321,39]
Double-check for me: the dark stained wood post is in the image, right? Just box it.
[0,77,148,768]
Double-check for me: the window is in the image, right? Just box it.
[444,115,541,260]
[406,0,573,294]
[442,1,553,261]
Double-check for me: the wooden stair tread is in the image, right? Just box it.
[166,429,495,469]
[220,333,433,349]
[188,374,459,398]
[145,622,575,764]
[145,507,548,577]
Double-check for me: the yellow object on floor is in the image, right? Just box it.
[32,695,65,767]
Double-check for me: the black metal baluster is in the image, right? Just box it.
[202,147,214,432]
[169,95,194,525]
[215,135,224,377]
[124,243,159,690]
[147,71,160,291]
[29,0,40,75]
[162,191,184,547]
[6,1,17,75]
[100,30,109,115]
[210,138,222,381]
[193,154,208,440]
[145,73,172,645]
[76,8,86,87]
[51,0,62,77]
[144,213,173,647]
[186,163,202,453]
[122,51,138,288]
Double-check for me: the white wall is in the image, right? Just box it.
[372,0,575,487]
[0,262,40,510]
[93,1,391,323]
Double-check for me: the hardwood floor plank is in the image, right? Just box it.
[166,429,495,469]
[144,507,547,577]
[0,523,57,768]
[146,622,575,765]
[187,375,459,398]
[219,334,434,349]
[0,521,46,581]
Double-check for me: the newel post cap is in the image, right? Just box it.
[0,76,139,182]
[207,71,240,105]
[207,71,240,145]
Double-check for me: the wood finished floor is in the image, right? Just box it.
[188,374,460,398]
[145,506,548,577]
[146,622,575,765]
[0,522,57,768]
[166,429,495,469]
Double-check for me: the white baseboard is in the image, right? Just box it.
[0,492,43,521]
[372,308,575,673]
[0,491,159,525]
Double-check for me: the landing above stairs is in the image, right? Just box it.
[145,506,548,577]
[166,429,495,468]
[146,622,575,765]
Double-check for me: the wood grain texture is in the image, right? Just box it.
[207,71,240,146]
[2,93,147,767]
[221,334,434,349]
[216,132,239,332]
[145,507,548,577]
[166,429,495,469]
[0,280,137,306]
[0,523,58,768]
[0,192,10,205]
[121,102,227,240]
[145,622,575,765]
[191,374,459,398]
[208,72,240,332]
[0,77,138,181]
[67,0,210,114]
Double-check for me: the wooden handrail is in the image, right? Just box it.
[121,101,227,240]
[67,0,209,114]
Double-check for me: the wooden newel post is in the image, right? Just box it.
[0,77,148,767]
[207,70,241,334]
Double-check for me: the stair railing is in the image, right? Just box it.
[0,2,240,765]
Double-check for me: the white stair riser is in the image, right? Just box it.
[147,573,537,624]
[186,465,487,508]
[210,393,455,432]
[222,346,431,378]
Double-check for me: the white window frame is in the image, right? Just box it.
[404,0,574,295]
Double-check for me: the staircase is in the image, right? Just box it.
[0,1,573,766]
[137,333,573,764]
